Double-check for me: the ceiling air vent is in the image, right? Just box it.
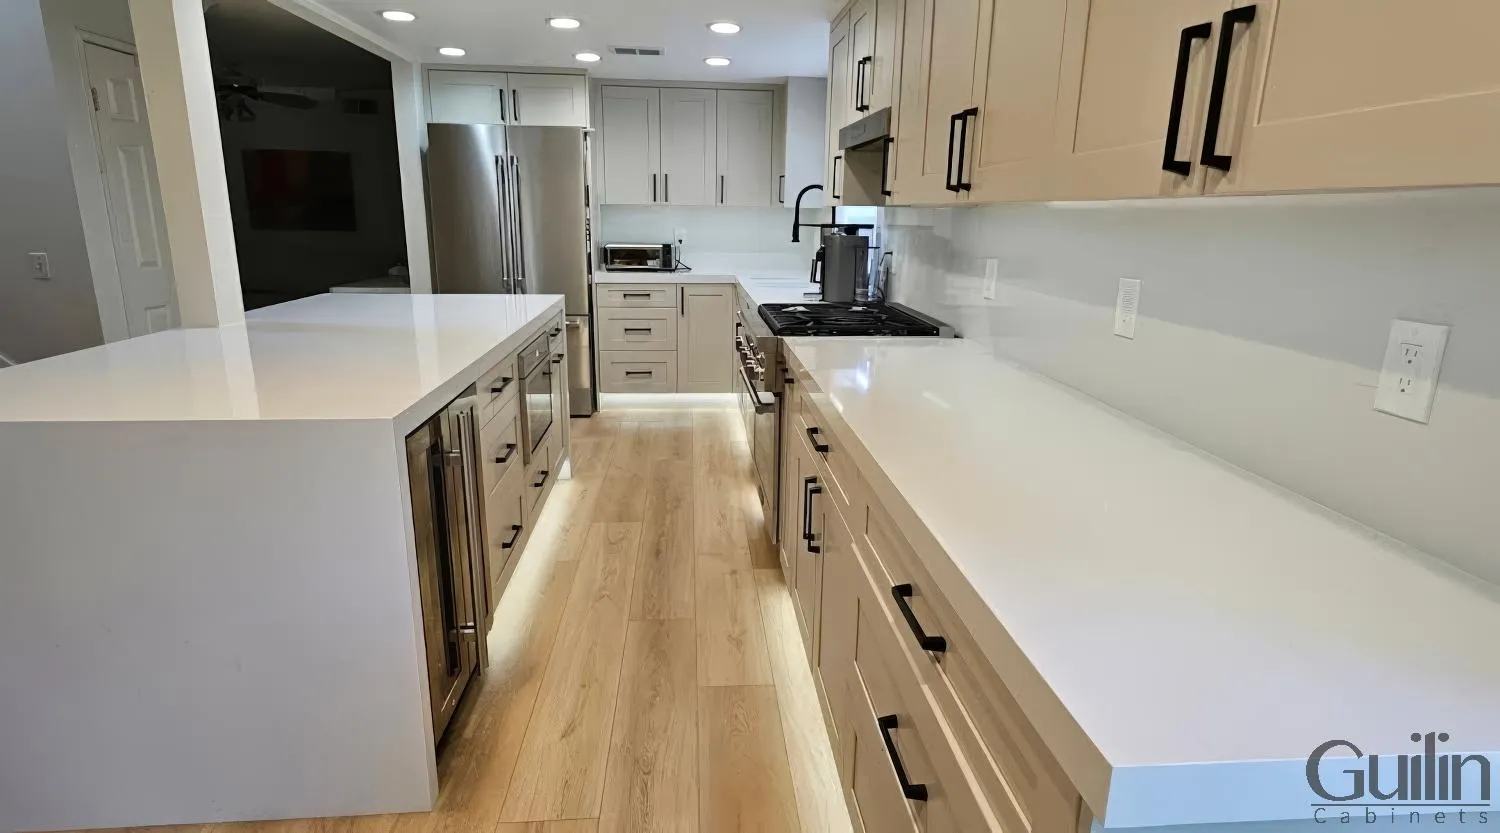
[611,46,664,56]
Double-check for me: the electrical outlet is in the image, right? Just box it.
[1114,278,1141,339]
[28,252,50,280]
[982,259,999,300]
[1374,319,1449,424]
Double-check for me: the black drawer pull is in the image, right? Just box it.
[551,356,564,364]
[891,584,947,653]
[877,714,929,802]
[1162,21,1213,175]
[490,376,514,395]
[623,327,653,334]
[494,443,517,464]
[500,523,523,549]
[533,469,550,489]
[944,111,962,193]
[1200,5,1257,172]
[802,476,822,554]
[954,107,978,192]
[622,292,652,299]
[806,426,830,453]
[550,326,562,336]
[624,370,653,378]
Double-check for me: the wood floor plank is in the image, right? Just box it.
[499,523,642,823]
[495,821,598,833]
[754,569,853,833]
[597,620,699,833]
[697,686,802,833]
[695,552,773,687]
[595,423,650,523]
[630,457,696,620]
[692,411,749,562]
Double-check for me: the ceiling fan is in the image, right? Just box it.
[215,75,319,122]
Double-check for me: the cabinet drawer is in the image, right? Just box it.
[846,542,994,833]
[485,465,527,611]
[480,410,521,495]
[598,351,678,392]
[864,503,1080,833]
[597,283,676,308]
[797,404,864,519]
[597,307,678,351]
[477,353,519,427]
[524,433,556,518]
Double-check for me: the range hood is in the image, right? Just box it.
[839,107,893,151]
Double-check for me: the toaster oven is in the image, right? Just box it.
[600,243,676,272]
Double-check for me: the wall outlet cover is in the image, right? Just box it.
[1114,278,1141,339]
[28,252,50,280]
[1374,319,1449,424]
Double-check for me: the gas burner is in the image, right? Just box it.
[758,302,944,337]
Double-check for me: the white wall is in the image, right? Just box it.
[0,1,108,363]
[600,205,818,269]
[883,189,1500,585]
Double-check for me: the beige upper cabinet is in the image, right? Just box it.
[660,89,719,206]
[827,14,855,203]
[507,74,589,127]
[1207,0,1500,195]
[716,90,775,206]
[890,0,986,204]
[429,70,508,124]
[966,0,1070,202]
[429,71,588,127]
[599,86,661,205]
[1053,0,1232,200]
[848,0,902,116]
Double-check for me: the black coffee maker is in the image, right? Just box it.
[792,184,875,304]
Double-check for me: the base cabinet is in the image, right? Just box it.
[595,283,734,393]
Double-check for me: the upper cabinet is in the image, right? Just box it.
[776,78,829,208]
[841,0,1500,206]
[427,70,589,127]
[598,85,783,207]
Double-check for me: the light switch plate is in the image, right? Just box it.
[1114,278,1141,339]
[28,252,50,280]
[1374,319,1449,424]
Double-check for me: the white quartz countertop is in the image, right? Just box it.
[784,337,1500,829]
[594,269,821,306]
[0,293,563,434]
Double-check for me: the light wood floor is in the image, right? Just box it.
[106,407,852,833]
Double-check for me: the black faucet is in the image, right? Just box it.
[791,183,872,243]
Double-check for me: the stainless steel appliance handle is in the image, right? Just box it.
[496,157,512,285]
[509,155,525,291]
[455,408,486,640]
[739,363,775,414]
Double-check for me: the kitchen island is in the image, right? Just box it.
[0,293,567,832]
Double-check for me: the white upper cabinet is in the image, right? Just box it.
[1207,0,1500,195]
[427,71,588,127]
[778,78,829,208]
[716,90,775,206]
[827,16,854,202]
[599,86,661,205]
[659,88,719,206]
[848,0,901,116]
[429,70,508,124]
[891,0,985,204]
[508,74,589,127]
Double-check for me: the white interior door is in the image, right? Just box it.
[659,88,718,206]
[84,42,176,337]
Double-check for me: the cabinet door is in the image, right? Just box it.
[660,88,718,205]
[967,0,1070,201]
[890,0,984,204]
[794,446,825,662]
[1053,0,1230,199]
[851,0,902,115]
[675,285,735,392]
[1209,0,1500,195]
[429,70,507,124]
[716,90,775,206]
[827,15,854,203]
[818,504,860,758]
[507,73,589,127]
[779,405,802,584]
[849,0,876,117]
[599,86,661,205]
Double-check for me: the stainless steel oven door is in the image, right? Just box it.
[521,359,554,458]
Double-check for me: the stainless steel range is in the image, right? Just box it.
[735,299,953,542]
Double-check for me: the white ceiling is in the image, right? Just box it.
[314,0,832,82]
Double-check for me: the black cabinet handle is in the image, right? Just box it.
[623,327,653,334]
[856,57,872,112]
[551,356,563,364]
[944,112,962,193]
[664,173,670,202]
[879,136,895,197]
[954,108,978,192]
[533,469,550,488]
[494,443,517,464]
[550,327,562,336]
[1200,5,1256,172]
[652,173,658,202]
[622,292,652,299]
[877,714,929,802]
[500,523,523,549]
[511,89,520,122]
[806,426,830,453]
[1162,21,1214,176]
[831,155,843,199]
[802,476,822,553]
[778,174,785,204]
[625,370,653,378]
[490,376,514,395]
[891,584,947,653]
[680,286,685,316]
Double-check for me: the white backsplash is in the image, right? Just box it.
[600,205,818,270]
[882,189,1500,585]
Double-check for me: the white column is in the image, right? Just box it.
[392,60,434,293]
[127,0,244,328]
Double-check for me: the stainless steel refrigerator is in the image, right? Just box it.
[426,124,595,416]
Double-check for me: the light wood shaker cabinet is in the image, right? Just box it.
[660,88,719,206]
[676,285,735,392]
[890,0,986,204]
[827,14,855,203]
[599,86,661,205]
[507,73,589,127]
[428,71,588,127]
[1207,0,1500,195]
[716,90,775,206]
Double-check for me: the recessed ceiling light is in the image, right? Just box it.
[379,10,416,22]
[548,17,582,29]
[704,56,731,67]
[438,47,466,57]
[708,22,741,34]
[575,51,602,63]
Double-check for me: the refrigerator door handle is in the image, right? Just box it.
[495,156,513,288]
[510,155,526,292]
